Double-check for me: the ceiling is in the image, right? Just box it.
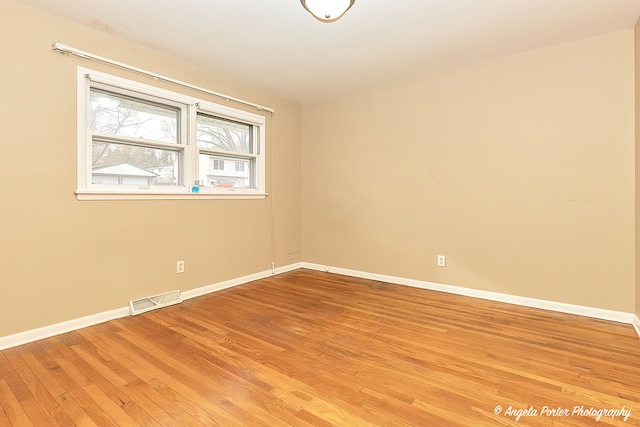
[14,0,640,104]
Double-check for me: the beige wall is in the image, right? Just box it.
[1,0,637,339]
[635,18,640,321]
[302,30,636,312]
[0,0,301,337]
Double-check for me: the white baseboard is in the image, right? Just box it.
[0,307,130,351]
[633,316,640,338]
[0,262,303,351]
[180,262,302,300]
[301,263,637,326]
[1,261,635,350]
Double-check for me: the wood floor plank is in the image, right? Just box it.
[82,382,145,426]
[142,321,325,427]
[1,349,65,426]
[113,318,304,427]
[155,307,419,426]
[35,340,120,426]
[16,350,96,427]
[0,351,33,402]
[1,269,639,426]
[192,290,511,419]
[0,405,12,427]
[85,324,259,426]
[0,378,34,427]
[4,347,74,426]
[75,328,229,426]
[47,335,143,425]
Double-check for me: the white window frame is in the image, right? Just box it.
[76,67,266,200]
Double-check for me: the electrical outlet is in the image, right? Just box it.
[437,255,446,267]
[176,260,185,274]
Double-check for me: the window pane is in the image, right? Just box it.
[90,89,179,143]
[92,142,179,186]
[196,114,252,153]
[198,154,251,188]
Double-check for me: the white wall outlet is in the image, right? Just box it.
[176,260,185,274]
[437,255,446,267]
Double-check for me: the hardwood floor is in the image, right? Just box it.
[1,269,639,426]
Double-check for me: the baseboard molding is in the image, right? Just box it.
[633,316,640,338]
[0,307,130,351]
[0,262,303,351]
[301,263,637,326]
[180,262,302,300]
[1,261,635,350]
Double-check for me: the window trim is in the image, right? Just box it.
[76,67,267,200]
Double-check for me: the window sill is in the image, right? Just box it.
[75,191,268,201]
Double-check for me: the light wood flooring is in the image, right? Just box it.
[1,269,639,426]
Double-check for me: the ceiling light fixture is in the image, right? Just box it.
[300,0,355,23]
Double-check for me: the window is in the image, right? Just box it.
[211,159,225,171]
[89,88,183,188]
[197,115,253,189]
[76,67,266,199]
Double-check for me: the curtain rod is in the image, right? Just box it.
[51,42,275,114]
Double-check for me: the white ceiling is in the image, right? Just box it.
[14,0,640,104]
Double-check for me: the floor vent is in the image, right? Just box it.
[129,289,182,316]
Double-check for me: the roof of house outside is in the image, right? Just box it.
[92,163,158,177]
